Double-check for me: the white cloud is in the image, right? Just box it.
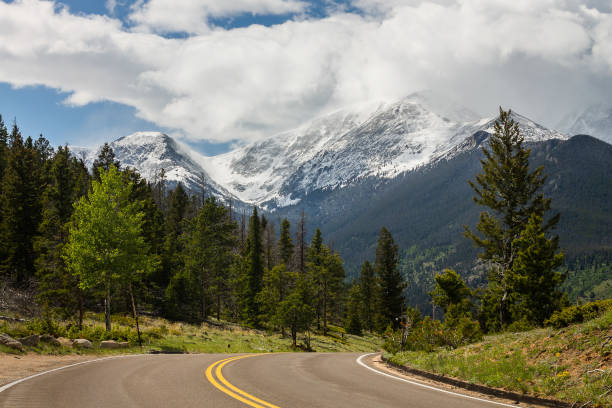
[1,0,612,145]
[129,0,307,34]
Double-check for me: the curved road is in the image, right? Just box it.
[0,353,518,408]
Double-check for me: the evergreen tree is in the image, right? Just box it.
[430,269,474,321]
[464,108,560,329]
[345,283,363,335]
[359,260,376,331]
[92,143,120,181]
[35,147,89,327]
[64,165,156,331]
[508,214,565,325]
[161,183,189,291]
[241,207,265,326]
[278,218,294,267]
[179,196,237,321]
[258,263,292,330]
[375,227,404,330]
[0,127,44,284]
[307,229,345,335]
[0,115,8,229]
[295,210,306,273]
[277,275,314,348]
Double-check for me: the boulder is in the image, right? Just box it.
[118,342,129,348]
[18,334,40,347]
[40,334,61,346]
[57,337,74,347]
[0,333,23,351]
[72,338,92,349]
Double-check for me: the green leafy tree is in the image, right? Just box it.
[375,227,404,330]
[359,260,376,332]
[35,147,90,327]
[508,214,566,325]
[258,263,292,331]
[64,165,156,331]
[464,108,560,329]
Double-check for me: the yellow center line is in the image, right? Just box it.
[205,354,282,408]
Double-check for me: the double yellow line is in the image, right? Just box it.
[205,354,281,408]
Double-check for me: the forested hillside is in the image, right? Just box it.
[276,134,612,312]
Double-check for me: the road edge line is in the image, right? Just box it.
[356,353,518,408]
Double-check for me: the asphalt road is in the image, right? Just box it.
[0,353,518,408]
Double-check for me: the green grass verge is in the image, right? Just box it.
[0,314,382,356]
[389,309,612,407]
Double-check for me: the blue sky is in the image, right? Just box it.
[0,0,350,154]
[2,0,611,155]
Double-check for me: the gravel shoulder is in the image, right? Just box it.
[0,353,100,386]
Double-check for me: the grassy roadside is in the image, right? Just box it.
[388,309,611,407]
[0,313,382,356]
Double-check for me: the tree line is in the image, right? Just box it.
[0,115,408,346]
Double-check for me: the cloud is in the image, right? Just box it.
[129,0,308,34]
[1,0,612,145]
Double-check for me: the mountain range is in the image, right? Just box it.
[74,93,612,304]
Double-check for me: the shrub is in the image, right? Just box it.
[545,299,612,329]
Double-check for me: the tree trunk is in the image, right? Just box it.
[291,326,297,348]
[104,285,111,332]
[128,283,142,348]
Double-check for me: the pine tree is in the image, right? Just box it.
[0,126,44,284]
[161,183,189,289]
[345,283,363,335]
[508,214,565,325]
[359,260,376,332]
[92,143,120,181]
[181,196,237,321]
[430,269,474,322]
[295,210,306,273]
[64,165,156,332]
[375,227,404,330]
[242,207,265,326]
[278,218,294,267]
[0,115,8,230]
[35,147,89,327]
[277,275,314,348]
[464,108,560,329]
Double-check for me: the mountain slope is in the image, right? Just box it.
[202,93,565,210]
[73,132,236,202]
[558,104,612,144]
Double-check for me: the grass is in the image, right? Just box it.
[0,312,382,356]
[389,309,612,407]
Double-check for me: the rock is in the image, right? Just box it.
[0,333,24,351]
[100,340,119,349]
[18,334,40,347]
[57,337,74,347]
[40,334,61,346]
[118,342,129,348]
[72,339,92,349]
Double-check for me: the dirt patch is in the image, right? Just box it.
[0,353,100,387]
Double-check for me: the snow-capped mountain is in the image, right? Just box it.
[201,93,566,209]
[558,104,612,144]
[73,132,234,200]
[74,93,567,213]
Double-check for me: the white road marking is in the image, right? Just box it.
[356,353,519,407]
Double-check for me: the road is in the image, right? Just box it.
[0,353,519,408]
